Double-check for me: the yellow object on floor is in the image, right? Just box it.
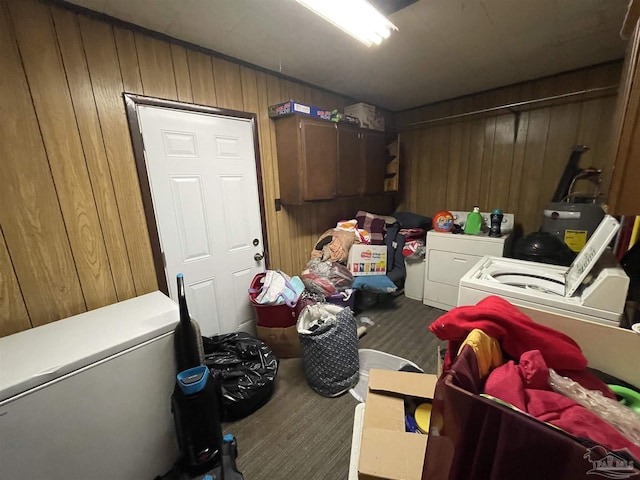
[458,328,503,377]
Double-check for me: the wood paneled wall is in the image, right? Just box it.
[395,62,623,235]
[0,0,394,337]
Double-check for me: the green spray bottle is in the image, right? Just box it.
[464,206,483,235]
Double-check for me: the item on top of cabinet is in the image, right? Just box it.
[463,206,483,235]
[432,210,454,232]
[489,208,504,237]
[344,102,384,130]
[268,100,333,121]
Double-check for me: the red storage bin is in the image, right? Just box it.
[249,273,300,328]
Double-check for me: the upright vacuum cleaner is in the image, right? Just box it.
[170,273,244,480]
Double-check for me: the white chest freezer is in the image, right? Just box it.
[458,215,629,327]
[0,291,180,480]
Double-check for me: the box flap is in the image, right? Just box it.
[363,391,405,432]
[368,370,438,399]
[359,428,428,480]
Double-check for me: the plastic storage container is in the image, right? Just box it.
[249,273,300,327]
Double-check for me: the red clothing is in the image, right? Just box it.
[484,350,640,460]
[430,295,586,370]
[430,295,619,396]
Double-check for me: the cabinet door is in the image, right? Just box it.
[300,118,337,200]
[362,130,387,195]
[337,124,363,197]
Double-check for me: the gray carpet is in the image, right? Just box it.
[223,294,446,480]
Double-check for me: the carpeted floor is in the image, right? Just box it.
[223,294,446,480]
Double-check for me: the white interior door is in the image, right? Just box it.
[136,105,264,336]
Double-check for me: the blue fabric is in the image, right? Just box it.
[384,221,406,288]
[353,275,398,293]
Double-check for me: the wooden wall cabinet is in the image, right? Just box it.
[336,123,363,197]
[362,129,387,195]
[274,115,337,204]
[609,10,640,215]
[385,138,400,192]
[274,115,390,204]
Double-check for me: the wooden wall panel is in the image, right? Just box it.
[78,15,158,295]
[254,71,282,269]
[0,229,32,336]
[171,44,193,103]
[0,1,86,327]
[517,108,551,234]
[396,63,622,235]
[135,32,178,100]
[265,74,294,275]
[506,109,530,215]
[113,27,143,94]
[9,0,118,310]
[212,56,243,110]
[52,7,136,301]
[187,50,217,106]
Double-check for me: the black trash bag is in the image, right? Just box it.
[202,332,278,421]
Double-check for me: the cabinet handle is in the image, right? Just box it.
[453,258,467,263]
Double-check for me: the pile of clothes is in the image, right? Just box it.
[429,296,640,475]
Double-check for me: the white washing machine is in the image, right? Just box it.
[458,215,629,327]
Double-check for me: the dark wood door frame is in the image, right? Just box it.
[123,93,270,295]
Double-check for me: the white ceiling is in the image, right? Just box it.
[65,0,631,111]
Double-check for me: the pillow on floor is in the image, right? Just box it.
[353,275,398,293]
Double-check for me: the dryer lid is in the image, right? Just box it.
[564,214,620,297]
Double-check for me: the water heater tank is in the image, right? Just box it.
[541,202,605,253]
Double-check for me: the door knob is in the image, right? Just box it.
[254,252,264,261]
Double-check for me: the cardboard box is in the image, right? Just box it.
[347,245,387,276]
[268,100,333,121]
[344,103,384,131]
[256,324,301,358]
[358,370,438,480]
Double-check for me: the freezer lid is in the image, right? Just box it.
[0,291,178,403]
[564,215,620,297]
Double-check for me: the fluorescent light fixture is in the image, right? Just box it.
[296,0,398,47]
